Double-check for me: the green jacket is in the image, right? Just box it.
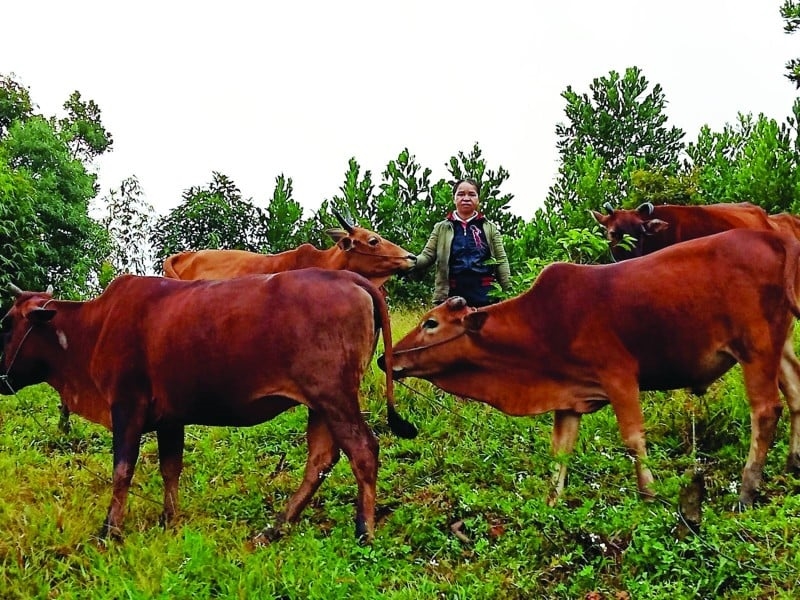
[415,216,511,304]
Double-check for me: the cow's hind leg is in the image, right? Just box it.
[157,424,185,527]
[257,410,341,543]
[740,364,783,507]
[778,335,800,474]
[323,406,379,542]
[548,410,582,505]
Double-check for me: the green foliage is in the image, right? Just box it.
[262,174,311,252]
[782,1,800,88]
[149,172,269,268]
[545,66,686,264]
[0,77,113,298]
[99,175,157,276]
[685,110,800,212]
[554,66,684,189]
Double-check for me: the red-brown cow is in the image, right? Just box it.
[163,212,416,287]
[380,229,800,507]
[0,269,416,541]
[590,201,773,261]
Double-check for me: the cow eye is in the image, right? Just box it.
[422,318,437,330]
[368,236,380,246]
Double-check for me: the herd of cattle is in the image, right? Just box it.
[3,205,800,543]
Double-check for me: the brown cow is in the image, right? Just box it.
[380,229,800,508]
[590,201,773,261]
[0,269,416,541]
[163,212,416,287]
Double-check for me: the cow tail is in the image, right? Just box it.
[368,284,417,439]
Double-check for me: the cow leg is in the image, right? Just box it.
[100,405,145,540]
[157,424,184,527]
[548,410,582,505]
[258,410,341,542]
[58,402,71,434]
[739,366,783,507]
[606,382,655,500]
[778,335,800,474]
[322,408,379,542]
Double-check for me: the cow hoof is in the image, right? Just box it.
[94,523,123,544]
[786,454,800,475]
[253,525,284,546]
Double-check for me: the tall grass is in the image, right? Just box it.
[1,308,799,598]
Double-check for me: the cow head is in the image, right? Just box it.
[325,211,416,284]
[1,284,56,393]
[590,202,670,261]
[379,297,488,378]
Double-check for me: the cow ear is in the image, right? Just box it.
[28,307,56,323]
[325,228,348,243]
[463,311,488,333]
[642,219,669,235]
[337,237,354,251]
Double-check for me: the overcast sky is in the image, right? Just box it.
[2,1,798,221]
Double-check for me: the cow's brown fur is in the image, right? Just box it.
[163,227,416,288]
[383,229,800,507]
[1,269,416,541]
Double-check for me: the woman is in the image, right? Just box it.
[414,179,511,307]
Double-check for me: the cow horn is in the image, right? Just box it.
[8,283,23,297]
[636,202,655,215]
[603,202,615,214]
[332,209,355,234]
[45,284,53,295]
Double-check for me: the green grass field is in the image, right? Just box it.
[1,310,799,599]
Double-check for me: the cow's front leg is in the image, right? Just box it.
[157,424,185,527]
[607,382,655,500]
[99,405,144,540]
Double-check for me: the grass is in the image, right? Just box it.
[1,309,800,598]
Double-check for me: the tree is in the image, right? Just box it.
[549,66,685,222]
[150,171,268,269]
[261,174,312,252]
[782,1,800,88]
[684,109,800,213]
[99,175,157,277]
[0,74,113,297]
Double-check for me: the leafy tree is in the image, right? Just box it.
[0,74,33,137]
[99,175,157,277]
[782,1,800,88]
[261,174,312,252]
[150,171,268,269]
[58,91,113,163]
[684,109,800,213]
[320,157,376,234]
[0,74,113,297]
[549,66,685,224]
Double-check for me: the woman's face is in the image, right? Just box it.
[453,182,480,218]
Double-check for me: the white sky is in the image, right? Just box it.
[2,1,798,221]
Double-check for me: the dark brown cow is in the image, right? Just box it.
[380,229,800,507]
[590,201,773,261]
[163,212,416,287]
[0,269,416,541]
